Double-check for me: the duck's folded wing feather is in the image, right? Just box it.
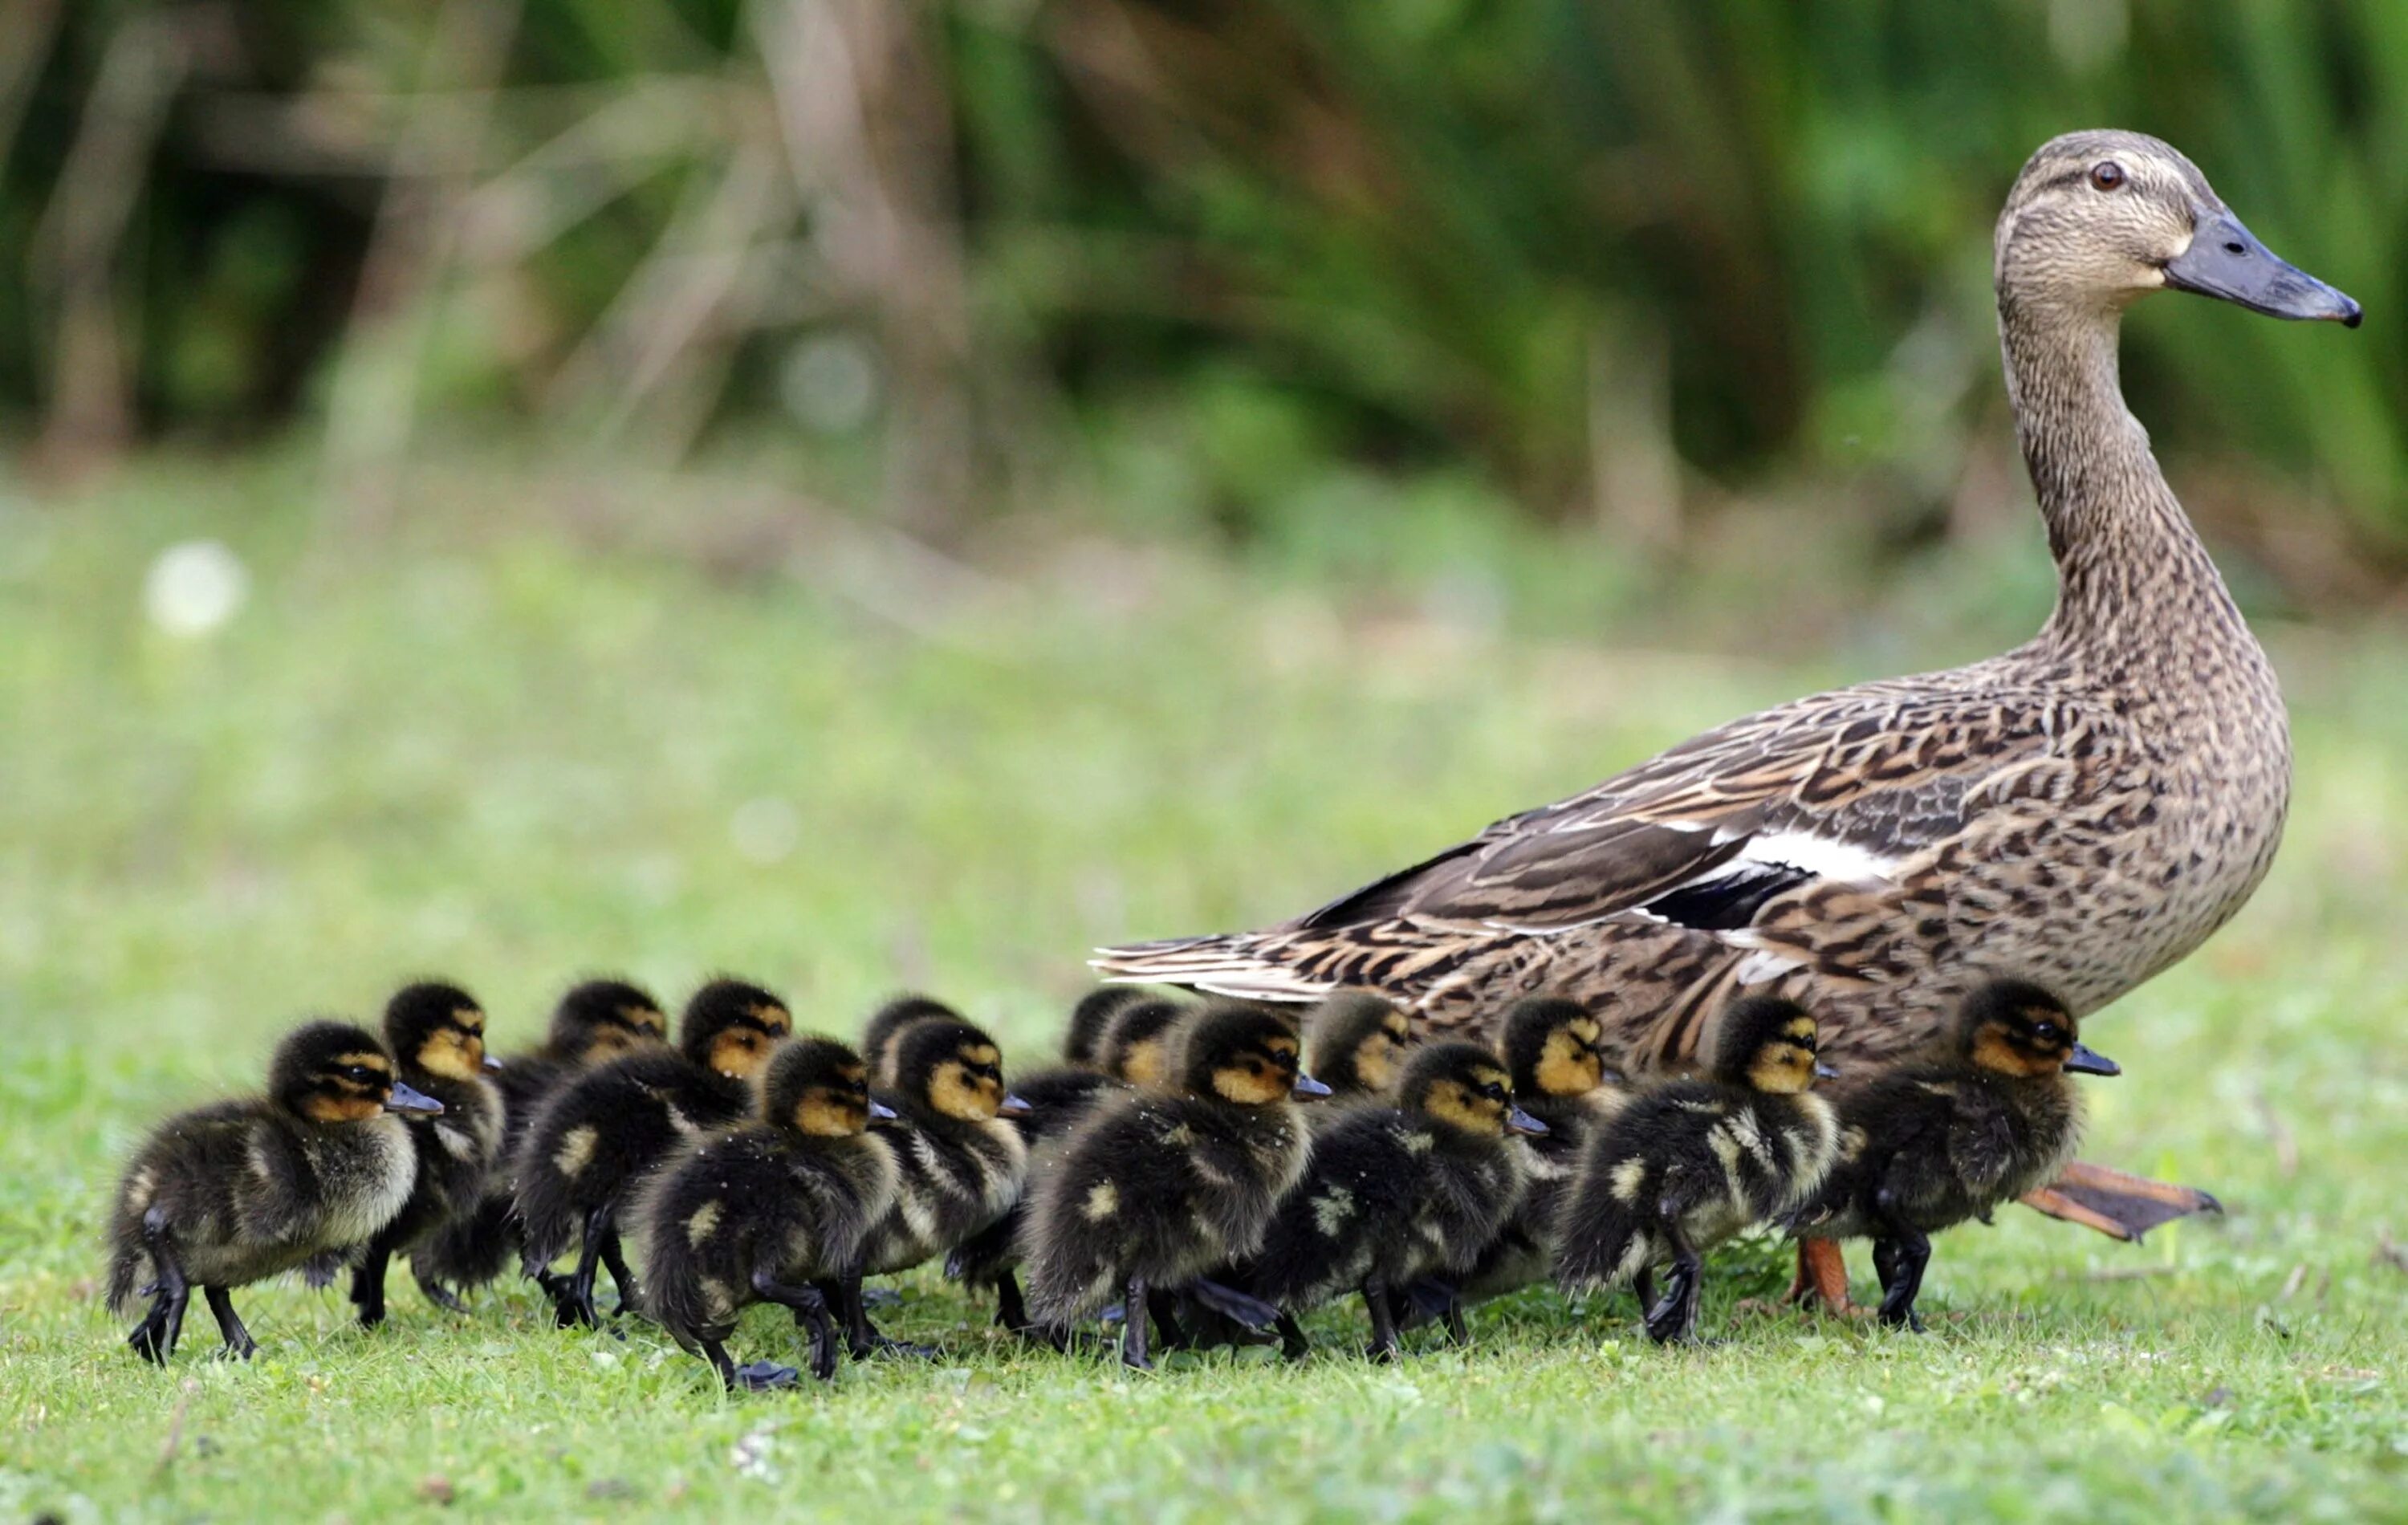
[1291,683,2095,936]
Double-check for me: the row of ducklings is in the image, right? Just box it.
[105,972,2117,1383]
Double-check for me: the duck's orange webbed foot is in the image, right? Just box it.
[1784,1237,1869,1319]
[2020,1160,2223,1242]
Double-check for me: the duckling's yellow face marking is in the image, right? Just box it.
[1424,1066,1515,1137]
[1534,1019,1607,1098]
[929,1043,1007,1121]
[1115,1037,1169,1088]
[794,1063,874,1137]
[1745,1017,1824,1096]
[1971,1003,2082,1079]
[416,1007,490,1083]
[1349,1031,1398,1094]
[1210,1036,1301,1106]
[585,1006,669,1061]
[302,1051,398,1124]
[709,1008,790,1081]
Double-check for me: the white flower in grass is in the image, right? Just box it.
[144,540,249,637]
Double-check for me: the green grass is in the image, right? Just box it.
[5,457,2408,1522]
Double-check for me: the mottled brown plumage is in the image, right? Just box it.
[1095,132,2357,1101]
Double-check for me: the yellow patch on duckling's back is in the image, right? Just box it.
[554,1124,598,1177]
[686,1202,722,1246]
[1082,1181,1118,1221]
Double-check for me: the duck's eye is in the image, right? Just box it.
[2032,1023,2064,1044]
[2089,161,2125,192]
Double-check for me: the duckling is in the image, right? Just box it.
[348,982,506,1328]
[1243,1040,1541,1360]
[1304,992,1417,1116]
[835,1016,1031,1356]
[1063,986,1152,1068]
[413,978,669,1301]
[636,1037,901,1389]
[107,1019,443,1363]
[1555,994,1841,1344]
[942,994,1189,1341]
[1788,979,2121,1330]
[1442,997,1625,1314]
[1020,1002,1330,1369]
[862,992,968,1088]
[515,978,791,1328]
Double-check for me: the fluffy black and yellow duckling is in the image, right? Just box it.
[1303,992,1417,1118]
[515,978,791,1328]
[347,982,506,1328]
[1556,994,1841,1344]
[636,1037,901,1389]
[1020,1002,1330,1369]
[413,978,669,1300]
[1787,978,2120,1330]
[834,1016,1031,1356]
[1062,986,1152,1068]
[861,992,969,1088]
[941,994,1187,1341]
[106,1019,443,1363]
[1442,997,1625,1313]
[1243,1040,1540,1361]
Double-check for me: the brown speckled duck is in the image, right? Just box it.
[1096,131,2357,1293]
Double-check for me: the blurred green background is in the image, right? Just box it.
[4,0,2403,594]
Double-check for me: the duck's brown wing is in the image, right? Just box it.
[1097,674,2117,1001]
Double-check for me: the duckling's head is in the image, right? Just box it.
[1063,986,1149,1068]
[1997,131,2358,327]
[1711,995,1835,1096]
[679,978,794,1081]
[891,1016,1027,1122]
[550,978,670,1063]
[1178,1003,1327,1106]
[764,1036,893,1138]
[1305,992,1416,1098]
[862,992,964,1088]
[1959,979,2120,1080]
[1096,998,1189,1088]
[1498,996,1616,1100]
[1401,1041,1547,1140]
[383,981,497,1084]
[273,1019,444,1124]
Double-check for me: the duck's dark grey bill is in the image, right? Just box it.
[385,1080,445,1115]
[1505,1107,1550,1137]
[2165,211,2362,327]
[2063,1042,2121,1077]
[868,1099,898,1120]
[998,1092,1034,1119]
[1291,1072,1333,1100]
[1812,1061,1840,1081]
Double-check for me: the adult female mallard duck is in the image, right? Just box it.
[1095,131,2357,1294]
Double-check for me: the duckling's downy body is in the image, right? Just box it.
[839,1016,1030,1356]
[862,992,968,1088]
[1021,1003,1328,1368]
[414,978,669,1299]
[349,982,506,1327]
[1451,997,1624,1307]
[515,978,790,1327]
[107,1019,443,1362]
[1244,1040,1539,1360]
[1556,997,1840,1344]
[637,1038,900,1389]
[1790,980,2121,1328]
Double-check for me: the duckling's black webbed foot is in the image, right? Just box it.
[348,1244,393,1328]
[1362,1280,1401,1363]
[1644,1230,1705,1346]
[732,1360,802,1391]
[1121,1275,1155,1371]
[1275,1311,1312,1361]
[1145,1288,1191,1352]
[601,1234,642,1320]
[413,1269,468,1315]
[1870,1210,1933,1332]
[991,1271,1031,1336]
[204,1287,258,1360]
[129,1210,190,1364]
[1186,1278,1281,1333]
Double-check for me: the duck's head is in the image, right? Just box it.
[891,1016,1028,1122]
[1062,986,1149,1068]
[1401,1040,1547,1140]
[680,978,794,1081]
[383,981,498,1084]
[1304,992,1416,1099]
[765,1036,893,1138]
[1959,978,2120,1080]
[1711,995,1836,1096]
[1498,995,1617,1100]
[1096,998,1190,1088]
[1997,130,2358,327]
[861,992,964,1088]
[1178,1003,1327,1106]
[550,978,670,1063]
[274,1019,443,1124]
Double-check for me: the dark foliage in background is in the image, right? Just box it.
[3,0,2401,573]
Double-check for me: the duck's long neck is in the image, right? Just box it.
[1999,294,2247,664]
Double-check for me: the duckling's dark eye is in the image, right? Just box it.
[2089,161,2125,192]
[2032,1023,2064,1044]
[344,1065,379,1085]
